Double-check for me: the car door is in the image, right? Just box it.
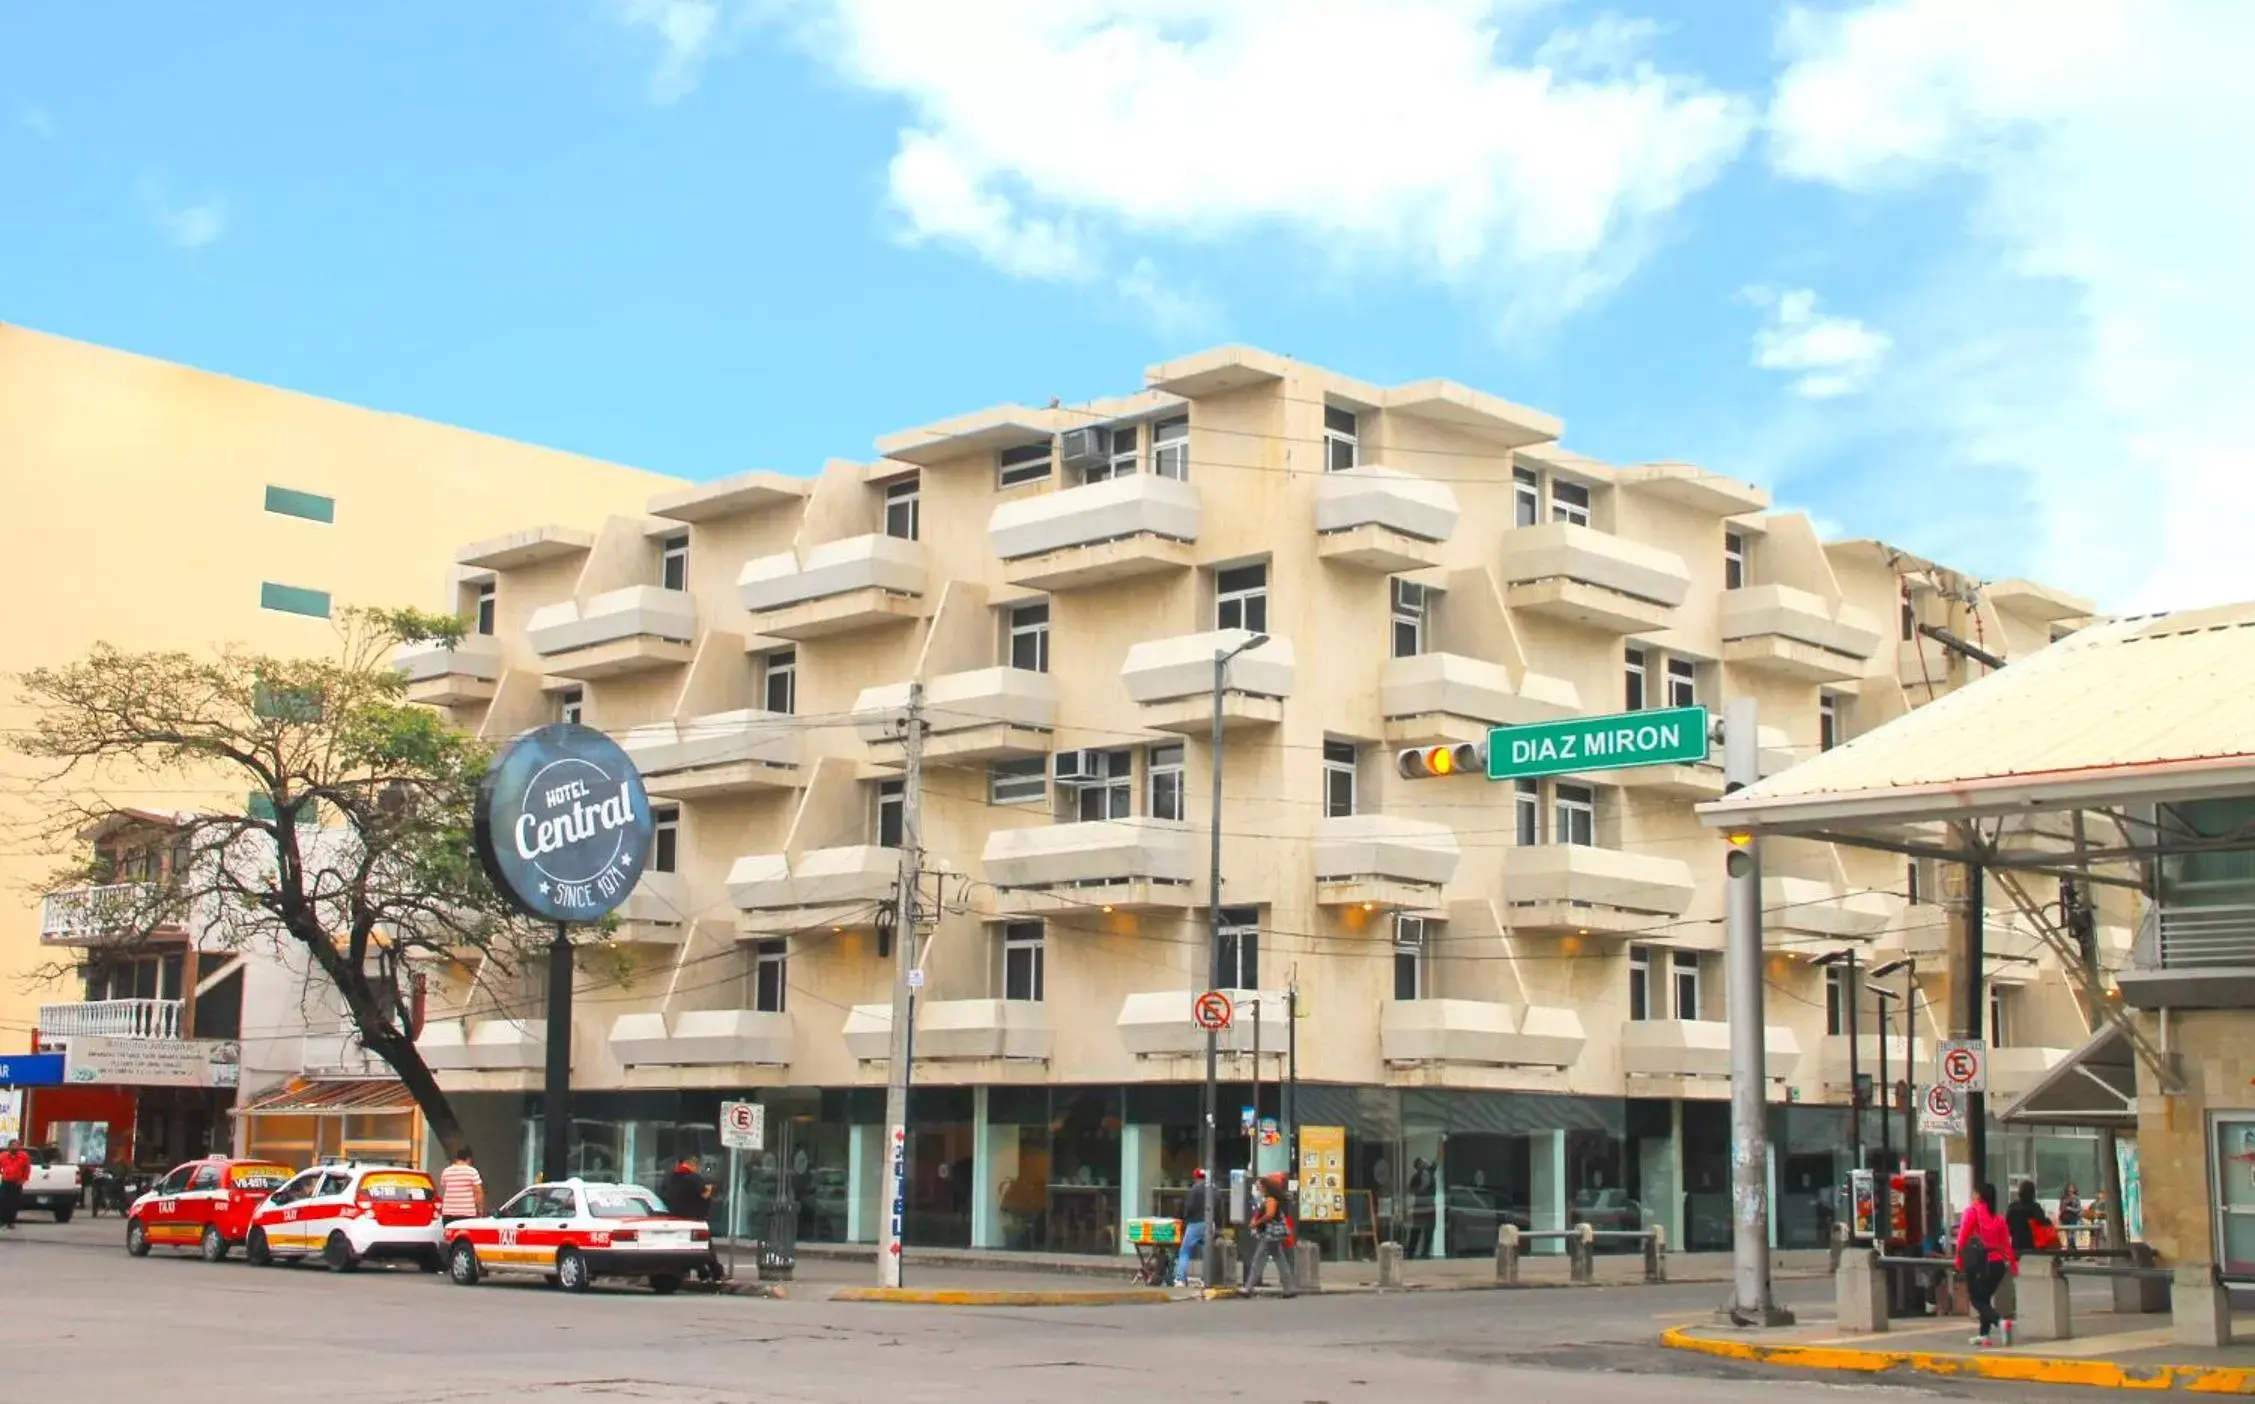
[146,1165,196,1246]
[260,1172,319,1253]
[481,1188,541,1271]
[523,1187,576,1271]
[296,1171,355,1253]
[182,1163,227,1241]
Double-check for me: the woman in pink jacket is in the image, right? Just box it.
[1955,1182,2021,1346]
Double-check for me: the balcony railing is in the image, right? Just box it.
[855,668,1059,761]
[1379,999,1585,1069]
[525,586,697,677]
[737,534,929,637]
[843,999,1052,1062]
[392,634,504,706]
[988,474,1200,590]
[1313,466,1458,571]
[1721,585,1884,683]
[1120,630,1294,733]
[2155,904,2255,969]
[39,883,161,945]
[1498,522,1691,633]
[39,998,182,1041]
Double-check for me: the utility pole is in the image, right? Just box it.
[1847,946,1863,1176]
[1962,856,1988,1197]
[1722,696,1790,1325]
[879,682,924,1289]
[1202,635,1265,1289]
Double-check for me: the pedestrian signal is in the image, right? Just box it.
[1397,743,1483,779]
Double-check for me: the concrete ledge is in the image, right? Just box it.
[831,1286,1174,1307]
[1660,1324,2255,1392]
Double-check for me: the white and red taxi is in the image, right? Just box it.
[245,1163,444,1272]
[444,1179,711,1293]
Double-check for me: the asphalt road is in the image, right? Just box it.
[0,1217,2102,1403]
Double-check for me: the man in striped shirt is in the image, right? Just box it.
[439,1147,485,1223]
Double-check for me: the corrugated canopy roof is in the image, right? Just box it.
[239,1078,416,1116]
[1702,601,2255,833]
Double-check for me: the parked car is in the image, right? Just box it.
[126,1157,293,1261]
[21,1146,84,1222]
[1569,1188,1646,1234]
[246,1163,443,1272]
[444,1179,711,1294]
[1443,1185,1532,1256]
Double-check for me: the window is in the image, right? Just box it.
[883,477,920,541]
[1390,579,1427,658]
[877,779,905,848]
[474,582,496,637]
[1008,601,1050,673]
[558,688,584,725]
[1724,532,1747,591]
[1989,986,2009,1047]
[1551,480,1591,527]
[1907,859,1923,906]
[1147,743,1184,822]
[263,485,336,524]
[763,649,796,715]
[1624,648,1647,711]
[1665,658,1697,709]
[1108,422,1140,478]
[189,1164,224,1192]
[1323,405,1359,471]
[1629,947,1653,1022]
[1672,951,1700,1020]
[259,582,331,618]
[1003,922,1045,1001]
[660,533,689,591]
[651,805,680,874]
[1217,907,1259,989]
[989,756,1047,806]
[1071,748,1133,822]
[1513,467,1540,528]
[1900,598,1917,642]
[1825,965,1847,1036]
[1322,740,1358,818]
[1393,915,1427,1001]
[1819,695,1841,752]
[1515,780,1540,846]
[998,441,1052,489]
[1554,783,1596,847]
[1215,563,1268,633]
[753,940,787,1013]
[1151,416,1189,480]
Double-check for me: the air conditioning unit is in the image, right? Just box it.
[1054,749,1094,785]
[1393,914,1427,950]
[1059,427,1109,474]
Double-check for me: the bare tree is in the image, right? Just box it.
[13,607,554,1157]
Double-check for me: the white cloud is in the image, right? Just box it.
[767,0,1755,325]
[1768,0,2255,613]
[157,196,229,250]
[1116,256,1217,340]
[1745,286,1891,399]
[20,104,56,140]
[612,0,733,102]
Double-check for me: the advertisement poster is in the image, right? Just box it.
[2116,1137,2144,1242]
[1299,1125,1346,1222]
[1849,1169,1875,1238]
[0,1089,20,1145]
[65,1036,239,1088]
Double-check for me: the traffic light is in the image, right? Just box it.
[1723,828,1755,879]
[1397,742,1484,779]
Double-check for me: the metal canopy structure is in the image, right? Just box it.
[1998,1020,2136,1127]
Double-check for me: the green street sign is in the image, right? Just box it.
[1487,705,1711,781]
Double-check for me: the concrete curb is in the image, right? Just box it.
[1659,1325,2255,1393]
[830,1286,1175,1307]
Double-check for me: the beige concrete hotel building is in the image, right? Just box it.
[384,343,2116,1261]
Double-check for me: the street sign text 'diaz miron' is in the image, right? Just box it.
[1487,705,1711,782]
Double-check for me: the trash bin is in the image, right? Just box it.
[758,1200,800,1282]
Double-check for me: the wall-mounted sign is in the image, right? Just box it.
[0,1053,65,1087]
[1299,1126,1346,1223]
[64,1037,238,1088]
[474,723,653,924]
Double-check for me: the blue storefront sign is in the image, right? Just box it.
[0,1053,66,1087]
[473,723,655,924]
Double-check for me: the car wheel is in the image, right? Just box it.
[201,1225,229,1263]
[555,1247,591,1293]
[323,1232,360,1273]
[126,1220,150,1258]
[649,1273,682,1296]
[53,1203,74,1225]
[447,1239,481,1286]
[246,1227,273,1267]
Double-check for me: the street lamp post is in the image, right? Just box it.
[1871,956,1918,1170]
[1812,949,1863,1175]
[1202,632,1267,1291]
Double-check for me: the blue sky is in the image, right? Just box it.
[4,2,2246,612]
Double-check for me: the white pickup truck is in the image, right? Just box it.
[19,1147,83,1222]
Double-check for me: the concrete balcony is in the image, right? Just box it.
[1499,522,1691,634]
[623,710,802,798]
[456,525,594,571]
[38,998,183,1042]
[1380,999,1585,1069]
[415,1018,546,1073]
[1990,1045,2073,1098]
[1622,1019,1801,1082]
[1879,903,1951,958]
[987,474,1199,591]
[1503,845,1696,934]
[727,846,897,935]
[526,586,697,679]
[737,534,929,640]
[854,668,1058,764]
[1816,1034,1927,1093]
[392,634,504,707]
[842,1000,1052,1063]
[609,871,690,944]
[1118,989,1290,1058]
[981,820,1197,916]
[1898,634,1957,690]
[1120,629,1293,733]
[608,1010,793,1067]
[39,883,164,946]
[1764,877,1900,940]
[1313,466,1458,572]
[1601,762,1726,800]
[1379,653,1579,747]
[1312,815,1460,909]
[1722,585,1885,684]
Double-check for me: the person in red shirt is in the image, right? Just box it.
[0,1140,33,1230]
[1954,1182,2020,1346]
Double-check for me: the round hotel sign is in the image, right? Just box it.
[474,723,653,924]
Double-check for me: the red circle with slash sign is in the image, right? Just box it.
[1193,991,1234,1031]
[1943,1047,1981,1087]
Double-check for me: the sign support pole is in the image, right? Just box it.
[1723,697,1790,1325]
[728,1144,741,1283]
[543,920,572,1183]
[1202,648,1227,1291]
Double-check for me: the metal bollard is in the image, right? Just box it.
[1642,1225,1667,1285]
[1377,1241,1404,1290]
[1218,1237,1240,1289]
[2018,1254,2072,1343]
[1569,1222,1595,1285]
[1293,1240,1321,1294]
[1495,1224,1521,1285]
[1834,1247,1888,1334]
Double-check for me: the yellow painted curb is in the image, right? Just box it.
[830,1286,1174,1307]
[1659,1325,2255,1393]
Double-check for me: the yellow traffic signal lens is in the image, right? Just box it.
[1428,746,1455,776]
[1725,830,1754,848]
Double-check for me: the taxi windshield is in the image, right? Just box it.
[230,1165,292,1191]
[584,1187,667,1219]
[361,1172,434,1202]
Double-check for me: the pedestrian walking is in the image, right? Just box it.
[1174,1169,1208,1287]
[1240,1172,1298,1299]
[437,1146,485,1225]
[0,1140,31,1230]
[1405,1158,1437,1258]
[1954,1182,2019,1347]
[661,1155,722,1282]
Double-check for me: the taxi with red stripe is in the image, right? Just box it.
[126,1157,294,1262]
[444,1179,710,1293]
[245,1162,444,1273]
